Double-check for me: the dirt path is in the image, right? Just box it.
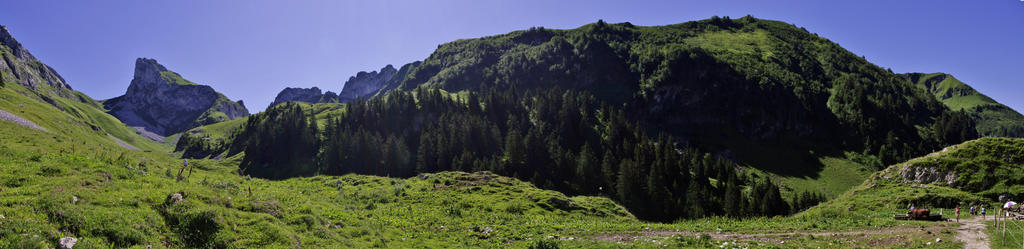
[589,226,947,243]
[108,134,140,151]
[955,216,989,249]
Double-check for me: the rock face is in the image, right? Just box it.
[268,86,339,108]
[270,62,419,107]
[338,65,397,102]
[0,25,76,98]
[59,237,77,249]
[105,58,249,136]
[897,164,959,186]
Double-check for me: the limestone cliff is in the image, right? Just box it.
[105,58,249,136]
[338,65,397,102]
[268,87,338,108]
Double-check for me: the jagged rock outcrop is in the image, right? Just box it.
[270,62,419,107]
[0,25,76,98]
[375,61,420,97]
[897,164,959,186]
[338,65,397,102]
[105,58,249,136]
[268,87,339,108]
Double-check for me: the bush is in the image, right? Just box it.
[528,239,560,249]
[161,193,225,248]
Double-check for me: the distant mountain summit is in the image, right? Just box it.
[904,72,1024,137]
[268,86,339,108]
[105,58,249,136]
[339,64,397,102]
[0,25,76,99]
[268,62,419,108]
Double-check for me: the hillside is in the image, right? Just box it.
[105,58,250,137]
[387,16,980,193]
[904,72,1024,137]
[0,17,1004,248]
[0,25,165,152]
[810,137,1023,217]
[208,16,979,223]
[0,117,639,248]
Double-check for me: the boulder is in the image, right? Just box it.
[59,237,77,249]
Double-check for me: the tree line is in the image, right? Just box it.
[209,86,823,221]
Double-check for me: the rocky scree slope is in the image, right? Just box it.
[105,58,249,136]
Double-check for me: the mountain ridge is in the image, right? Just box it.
[267,62,420,108]
[903,72,1024,137]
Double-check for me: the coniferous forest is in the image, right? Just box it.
[175,16,978,222]
[215,87,830,221]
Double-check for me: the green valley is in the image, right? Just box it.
[0,9,1021,249]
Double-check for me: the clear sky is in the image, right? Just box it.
[1,0,1022,112]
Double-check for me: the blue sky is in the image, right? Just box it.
[1,0,1022,112]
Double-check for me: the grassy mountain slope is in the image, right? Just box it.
[0,120,639,248]
[389,16,976,197]
[175,102,346,159]
[0,106,964,248]
[809,137,1023,217]
[904,72,1024,137]
[0,29,166,151]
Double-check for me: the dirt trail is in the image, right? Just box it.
[955,216,989,249]
[589,226,947,243]
[108,134,140,151]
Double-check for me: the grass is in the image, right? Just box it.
[160,71,198,86]
[987,216,1024,249]
[0,83,165,152]
[910,72,995,111]
[774,155,874,198]
[907,72,1024,137]
[0,95,976,248]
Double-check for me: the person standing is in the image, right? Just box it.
[982,206,986,220]
[955,205,961,222]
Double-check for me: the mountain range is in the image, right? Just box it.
[1,16,1023,248]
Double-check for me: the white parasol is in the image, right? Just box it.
[1004,201,1018,209]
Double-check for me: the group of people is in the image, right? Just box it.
[954,204,987,222]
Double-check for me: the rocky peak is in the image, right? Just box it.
[105,58,249,136]
[126,58,176,96]
[269,86,340,108]
[339,64,398,102]
[0,25,73,96]
[0,25,32,60]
